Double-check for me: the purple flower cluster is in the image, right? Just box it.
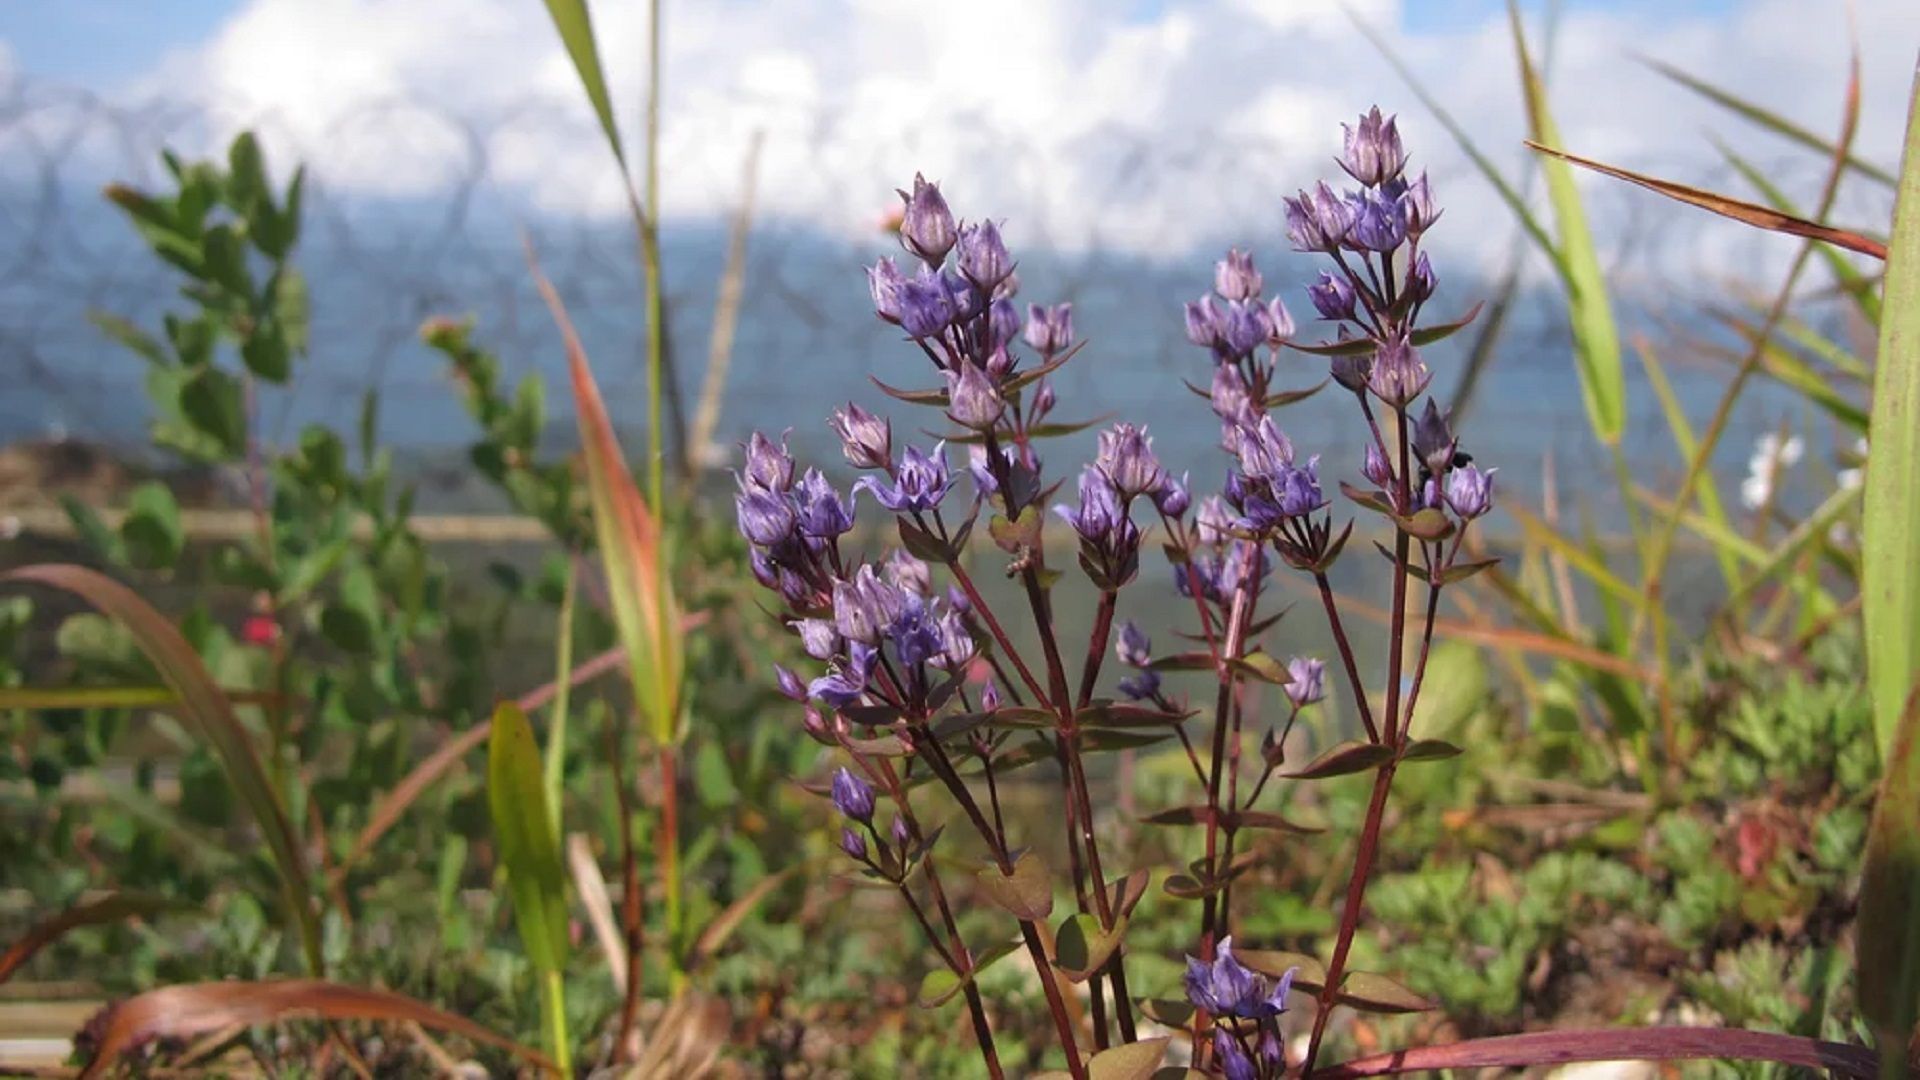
[1185,937,1296,1078]
[735,432,855,610]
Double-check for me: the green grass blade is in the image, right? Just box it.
[1,564,321,974]
[1644,55,1897,189]
[1721,143,1883,324]
[1863,73,1920,767]
[1509,3,1626,446]
[1636,343,1741,592]
[539,0,626,169]
[486,701,572,1074]
[1778,313,1873,383]
[1723,484,1860,611]
[543,561,577,834]
[1859,689,1920,1075]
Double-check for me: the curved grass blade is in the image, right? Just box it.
[1635,342,1740,593]
[539,0,625,170]
[1720,143,1883,324]
[1510,4,1625,445]
[0,564,320,973]
[0,893,194,986]
[76,979,553,1079]
[1642,54,1897,189]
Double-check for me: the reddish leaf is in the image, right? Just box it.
[1284,740,1393,780]
[1315,1027,1875,1079]
[0,893,193,986]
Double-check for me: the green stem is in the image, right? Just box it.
[544,561,578,833]
[541,969,572,1076]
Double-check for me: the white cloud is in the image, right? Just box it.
[30,0,1920,280]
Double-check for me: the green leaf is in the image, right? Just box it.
[1510,4,1624,445]
[1337,970,1437,1014]
[226,131,268,214]
[201,223,253,297]
[61,495,124,564]
[273,268,310,356]
[539,0,627,169]
[1863,74,1920,764]
[120,483,184,570]
[1284,739,1392,780]
[179,366,246,458]
[1399,738,1463,762]
[87,311,169,366]
[1052,913,1123,982]
[975,849,1053,921]
[487,702,570,978]
[916,939,1020,1008]
[240,323,290,382]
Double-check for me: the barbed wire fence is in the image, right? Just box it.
[0,73,1883,513]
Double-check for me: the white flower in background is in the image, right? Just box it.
[1837,436,1869,492]
[1740,431,1803,511]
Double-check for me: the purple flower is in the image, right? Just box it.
[840,826,869,861]
[1410,399,1455,477]
[735,486,796,546]
[1328,349,1370,395]
[1118,670,1161,701]
[1266,297,1296,344]
[1184,296,1222,348]
[889,596,943,668]
[898,173,956,266]
[898,271,955,339]
[868,257,907,323]
[1214,1028,1256,1080]
[1054,467,1125,546]
[1115,620,1152,667]
[883,548,932,596]
[1097,423,1168,499]
[1339,106,1408,187]
[1367,338,1431,407]
[930,609,974,670]
[890,814,910,848]
[1285,656,1326,707]
[1031,379,1057,421]
[1346,188,1408,253]
[1220,299,1273,358]
[980,680,1001,712]
[1211,364,1255,428]
[1234,415,1296,484]
[1444,464,1495,519]
[943,268,984,323]
[1024,303,1073,355]
[809,642,878,707]
[831,766,876,822]
[1273,458,1327,517]
[1399,171,1441,236]
[1214,247,1263,301]
[1362,442,1394,490]
[774,664,807,701]
[792,618,840,661]
[832,566,908,646]
[1307,270,1357,321]
[857,443,956,512]
[1284,181,1353,252]
[793,469,855,538]
[831,403,892,470]
[1196,496,1233,546]
[1185,937,1296,1020]
[743,430,795,492]
[946,583,971,614]
[1154,471,1191,517]
[957,220,1014,291]
[987,297,1021,352]
[1407,250,1438,303]
[946,362,1005,430]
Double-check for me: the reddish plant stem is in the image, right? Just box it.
[946,559,1048,704]
[1313,1027,1877,1079]
[1197,577,1252,958]
[1300,761,1396,1077]
[604,724,645,1061]
[1313,571,1379,743]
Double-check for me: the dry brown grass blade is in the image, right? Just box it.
[0,893,192,985]
[1332,589,1660,683]
[1524,140,1887,259]
[75,980,553,1079]
[567,831,627,991]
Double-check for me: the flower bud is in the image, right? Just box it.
[945,361,1005,430]
[840,826,869,861]
[831,766,876,822]
[1023,303,1073,355]
[957,220,1014,292]
[1407,250,1438,304]
[1214,247,1263,300]
[774,664,807,701]
[897,173,956,266]
[1398,170,1442,236]
[792,618,841,661]
[897,273,954,339]
[743,430,795,492]
[830,403,892,470]
[1410,399,1455,478]
[1339,106,1408,187]
[1362,442,1393,489]
[1285,657,1326,707]
[867,257,907,322]
[1154,471,1191,517]
[987,297,1020,352]
[1115,620,1152,667]
[1031,379,1057,422]
[1184,296,1221,348]
[1444,464,1495,519]
[1266,297,1295,344]
[1366,337,1431,408]
[1096,423,1168,499]
[1307,271,1357,322]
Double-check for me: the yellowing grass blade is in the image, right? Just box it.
[1508,4,1626,446]
[1,564,321,973]
[527,245,684,744]
[1863,73,1920,762]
